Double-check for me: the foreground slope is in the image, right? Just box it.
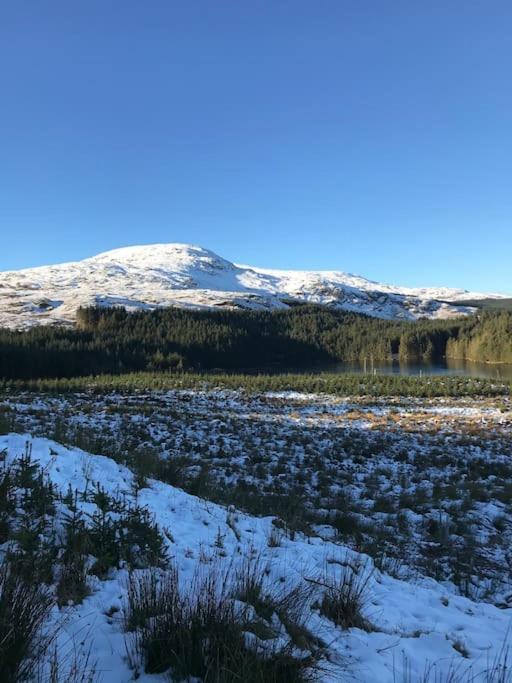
[1,433,510,682]
[0,243,503,328]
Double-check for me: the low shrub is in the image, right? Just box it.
[0,560,53,682]
[316,557,374,632]
[125,563,320,682]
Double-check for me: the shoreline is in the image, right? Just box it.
[445,356,512,366]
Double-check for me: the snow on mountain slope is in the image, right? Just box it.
[0,243,505,329]
[1,432,510,683]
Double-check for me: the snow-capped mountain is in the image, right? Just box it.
[0,243,505,329]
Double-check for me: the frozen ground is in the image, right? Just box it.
[2,389,512,603]
[1,432,511,683]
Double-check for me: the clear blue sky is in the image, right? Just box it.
[1,2,510,291]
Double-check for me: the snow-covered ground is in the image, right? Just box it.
[3,389,512,601]
[1,432,510,683]
[1,243,506,328]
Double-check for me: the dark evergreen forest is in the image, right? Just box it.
[446,311,512,364]
[0,305,510,379]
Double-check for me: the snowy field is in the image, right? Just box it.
[1,388,511,682]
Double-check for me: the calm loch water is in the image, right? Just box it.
[331,358,512,381]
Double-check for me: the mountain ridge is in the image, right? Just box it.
[0,242,507,329]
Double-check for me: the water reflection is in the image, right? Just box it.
[331,358,512,380]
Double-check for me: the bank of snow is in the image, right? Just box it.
[1,433,510,682]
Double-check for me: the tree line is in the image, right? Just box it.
[0,304,510,379]
[1,371,508,399]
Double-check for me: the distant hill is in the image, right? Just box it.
[0,242,508,329]
[445,298,512,312]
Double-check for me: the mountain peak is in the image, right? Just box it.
[0,243,504,329]
[87,243,234,271]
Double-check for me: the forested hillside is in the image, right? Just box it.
[447,297,512,312]
[0,305,510,379]
[446,311,512,364]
